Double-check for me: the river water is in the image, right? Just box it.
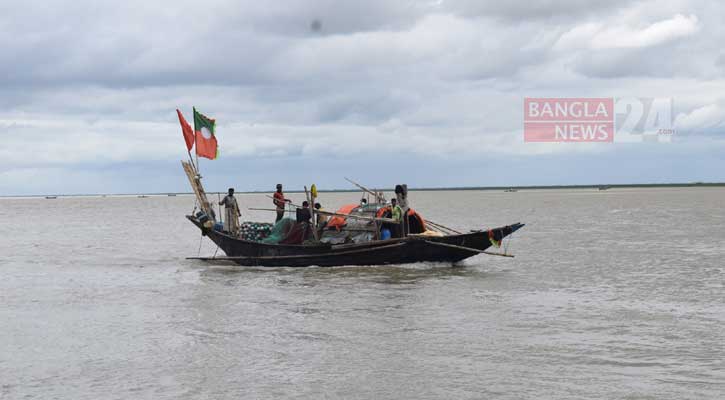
[1,188,723,399]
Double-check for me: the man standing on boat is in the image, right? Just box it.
[314,203,326,226]
[273,184,290,223]
[390,198,403,238]
[219,188,241,235]
[395,184,409,236]
[296,201,312,224]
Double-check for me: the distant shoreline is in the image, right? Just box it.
[2,182,724,198]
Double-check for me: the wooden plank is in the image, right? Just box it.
[181,160,215,221]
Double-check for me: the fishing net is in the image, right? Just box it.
[239,221,274,242]
[261,218,296,244]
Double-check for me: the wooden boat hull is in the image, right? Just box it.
[187,216,523,267]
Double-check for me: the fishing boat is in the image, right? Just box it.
[182,161,524,267]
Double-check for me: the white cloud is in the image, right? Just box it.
[674,104,725,132]
[593,13,699,49]
[556,13,699,50]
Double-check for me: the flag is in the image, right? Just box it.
[176,109,195,151]
[193,107,218,160]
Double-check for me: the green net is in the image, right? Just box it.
[261,218,296,244]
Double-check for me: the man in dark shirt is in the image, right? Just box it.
[296,201,311,224]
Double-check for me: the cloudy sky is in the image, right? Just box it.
[1,0,724,195]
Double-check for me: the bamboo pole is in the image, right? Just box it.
[423,223,445,234]
[304,186,319,240]
[425,221,455,234]
[187,149,196,173]
[181,160,214,221]
[423,240,514,257]
[425,220,463,235]
[193,112,199,176]
[345,177,385,203]
[248,207,397,224]
[217,192,222,225]
[310,186,318,235]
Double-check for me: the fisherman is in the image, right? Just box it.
[218,188,241,234]
[273,184,290,223]
[296,201,312,224]
[395,184,410,236]
[314,202,328,235]
[390,198,403,238]
[314,202,326,225]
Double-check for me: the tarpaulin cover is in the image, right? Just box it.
[326,204,360,230]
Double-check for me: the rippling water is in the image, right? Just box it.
[1,188,724,399]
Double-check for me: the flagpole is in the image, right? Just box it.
[194,107,200,175]
[187,149,196,173]
[195,144,199,175]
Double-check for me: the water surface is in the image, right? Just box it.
[1,188,723,399]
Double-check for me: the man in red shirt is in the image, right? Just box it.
[273,184,290,222]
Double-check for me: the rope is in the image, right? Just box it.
[217,192,223,225]
[191,195,199,215]
[503,228,515,255]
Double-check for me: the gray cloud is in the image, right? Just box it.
[444,0,637,20]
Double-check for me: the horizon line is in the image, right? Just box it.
[1,181,723,198]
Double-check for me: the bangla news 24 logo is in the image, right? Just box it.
[523,97,675,143]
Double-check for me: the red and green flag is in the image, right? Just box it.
[193,107,218,160]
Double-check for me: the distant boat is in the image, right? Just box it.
[138,195,149,198]
[598,185,610,191]
[167,194,177,197]
[45,196,57,199]
[504,188,518,192]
